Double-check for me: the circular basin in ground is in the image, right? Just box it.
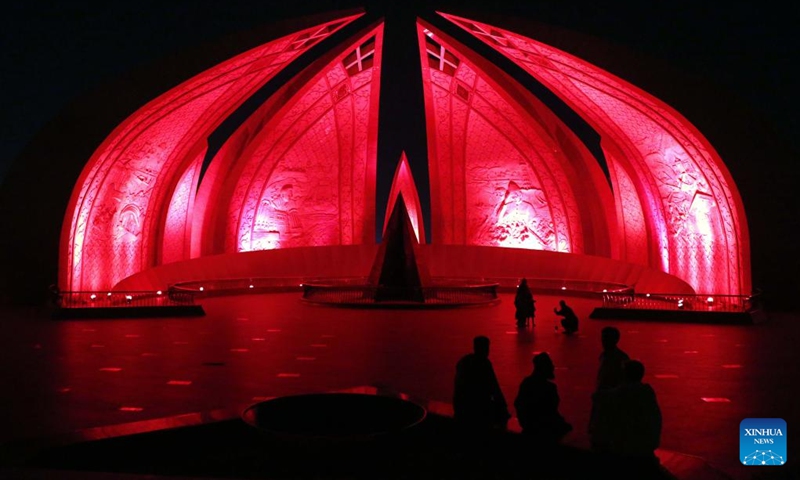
[241,393,427,442]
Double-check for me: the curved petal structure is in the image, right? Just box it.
[60,15,361,291]
[207,26,384,254]
[417,21,615,256]
[440,12,750,295]
[57,10,751,298]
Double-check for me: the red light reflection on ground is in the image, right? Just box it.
[119,407,144,412]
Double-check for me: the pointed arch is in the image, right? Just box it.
[441,12,750,295]
[417,20,614,255]
[59,14,361,291]
[196,24,384,254]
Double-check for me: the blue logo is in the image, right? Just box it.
[740,418,786,466]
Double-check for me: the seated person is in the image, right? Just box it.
[514,352,572,443]
[554,300,579,334]
[454,336,510,429]
[606,360,662,462]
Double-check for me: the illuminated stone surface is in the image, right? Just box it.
[59,11,750,295]
[61,15,361,291]
[441,13,750,295]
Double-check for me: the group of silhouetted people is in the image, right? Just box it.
[453,327,662,467]
[589,327,662,466]
[515,278,579,334]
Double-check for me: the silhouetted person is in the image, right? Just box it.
[514,278,535,327]
[593,360,662,475]
[613,361,662,458]
[454,336,510,429]
[48,283,60,308]
[589,326,630,451]
[554,300,578,334]
[595,326,630,390]
[514,352,572,443]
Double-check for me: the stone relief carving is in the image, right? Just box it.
[253,182,302,250]
[477,181,554,249]
[447,14,747,294]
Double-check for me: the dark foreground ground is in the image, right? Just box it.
[0,293,798,479]
[5,403,679,480]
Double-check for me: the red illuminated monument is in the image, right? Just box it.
[55,10,750,299]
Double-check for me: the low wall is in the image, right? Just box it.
[422,245,694,294]
[114,244,693,294]
[114,245,379,290]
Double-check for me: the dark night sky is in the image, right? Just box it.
[2,1,798,185]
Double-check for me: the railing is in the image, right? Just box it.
[57,290,196,308]
[601,292,760,313]
[168,277,368,296]
[301,284,499,305]
[433,277,632,296]
[166,276,630,303]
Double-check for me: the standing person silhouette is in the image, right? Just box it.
[453,336,510,430]
[595,326,630,390]
[589,326,630,452]
[514,278,535,328]
[514,352,572,444]
[554,300,578,334]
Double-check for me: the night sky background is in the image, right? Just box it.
[3,1,798,182]
[1,1,798,303]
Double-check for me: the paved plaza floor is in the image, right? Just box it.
[0,293,797,479]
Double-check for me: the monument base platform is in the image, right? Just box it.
[589,307,763,325]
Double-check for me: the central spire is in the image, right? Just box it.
[383,152,425,243]
[368,194,430,302]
